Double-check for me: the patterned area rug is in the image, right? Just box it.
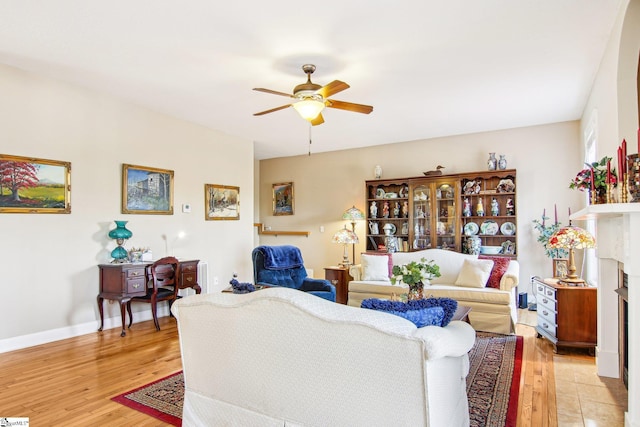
[113,333,522,426]
[467,332,523,427]
[112,371,183,426]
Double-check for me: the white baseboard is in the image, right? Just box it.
[596,347,620,378]
[0,305,171,354]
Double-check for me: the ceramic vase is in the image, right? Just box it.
[487,153,497,171]
[498,154,507,170]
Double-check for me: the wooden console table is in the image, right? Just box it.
[324,266,352,304]
[97,259,200,337]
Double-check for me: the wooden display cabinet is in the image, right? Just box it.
[365,169,517,256]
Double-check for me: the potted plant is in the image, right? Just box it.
[532,213,568,259]
[391,258,441,300]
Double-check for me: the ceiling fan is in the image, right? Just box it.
[253,64,373,126]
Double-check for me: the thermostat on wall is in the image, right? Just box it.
[182,203,191,213]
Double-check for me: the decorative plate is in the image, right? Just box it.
[463,222,479,236]
[384,192,398,199]
[500,222,516,235]
[383,223,397,234]
[480,220,499,235]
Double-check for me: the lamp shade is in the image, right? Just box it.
[547,226,595,250]
[108,220,133,240]
[332,227,359,244]
[342,206,365,222]
[292,99,325,120]
[547,225,595,284]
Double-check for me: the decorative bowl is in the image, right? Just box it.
[480,246,502,255]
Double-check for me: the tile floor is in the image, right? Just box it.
[518,309,628,426]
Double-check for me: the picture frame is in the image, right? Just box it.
[553,258,569,279]
[272,182,294,216]
[0,154,71,214]
[122,164,174,214]
[205,184,240,220]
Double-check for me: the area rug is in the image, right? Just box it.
[113,332,522,426]
[467,332,523,427]
[112,371,183,426]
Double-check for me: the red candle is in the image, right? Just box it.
[618,146,623,179]
[590,167,595,193]
[622,139,628,174]
[637,128,640,154]
[568,207,571,217]
[607,159,611,184]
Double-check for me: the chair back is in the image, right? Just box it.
[252,246,308,288]
[149,256,180,299]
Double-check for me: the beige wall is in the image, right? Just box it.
[0,64,255,349]
[258,121,584,293]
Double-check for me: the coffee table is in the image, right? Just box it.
[452,305,472,323]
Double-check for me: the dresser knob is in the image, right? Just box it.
[133,283,140,288]
[542,298,548,304]
[543,323,548,328]
[543,310,548,315]
[547,290,553,296]
[186,277,193,282]
[132,271,140,276]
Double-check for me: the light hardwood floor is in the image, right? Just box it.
[0,312,628,426]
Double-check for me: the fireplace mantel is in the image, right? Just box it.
[571,203,639,427]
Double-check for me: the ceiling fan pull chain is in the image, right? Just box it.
[308,124,312,156]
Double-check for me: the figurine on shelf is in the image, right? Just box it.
[506,198,515,216]
[369,221,379,235]
[416,205,424,218]
[491,198,499,216]
[382,201,390,218]
[463,197,472,217]
[402,200,409,218]
[370,201,377,218]
[393,202,400,218]
[476,199,485,217]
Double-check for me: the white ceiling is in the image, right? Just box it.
[0,1,623,159]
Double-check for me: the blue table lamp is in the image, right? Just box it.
[108,220,133,263]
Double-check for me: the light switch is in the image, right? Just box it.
[320,226,325,233]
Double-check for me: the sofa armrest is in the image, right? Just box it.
[413,321,476,360]
[500,261,520,291]
[349,264,363,281]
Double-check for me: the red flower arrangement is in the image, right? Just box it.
[569,157,617,192]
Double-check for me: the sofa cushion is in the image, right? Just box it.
[479,255,511,289]
[425,285,513,305]
[361,253,392,280]
[454,259,494,288]
[393,249,477,285]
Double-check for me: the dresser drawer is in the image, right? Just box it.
[537,316,557,338]
[126,277,147,295]
[181,272,197,288]
[126,267,146,278]
[538,304,557,325]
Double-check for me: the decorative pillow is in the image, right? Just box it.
[361,297,458,327]
[361,253,392,281]
[479,255,510,289]
[361,252,393,276]
[454,259,494,288]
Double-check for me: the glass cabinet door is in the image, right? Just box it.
[411,184,431,249]
[435,181,457,250]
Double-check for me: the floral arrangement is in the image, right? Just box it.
[569,156,617,192]
[390,258,441,286]
[532,214,568,258]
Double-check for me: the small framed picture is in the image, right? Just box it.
[0,154,71,214]
[205,184,239,220]
[272,182,294,216]
[553,258,569,279]
[122,164,174,214]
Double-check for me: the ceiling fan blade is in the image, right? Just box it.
[316,80,350,98]
[326,99,373,114]
[310,113,324,126]
[253,104,291,116]
[253,88,295,98]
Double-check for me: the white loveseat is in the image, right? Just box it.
[348,249,520,334]
[172,287,476,427]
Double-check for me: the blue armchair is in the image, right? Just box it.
[252,245,336,302]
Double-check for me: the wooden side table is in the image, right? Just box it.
[324,266,352,304]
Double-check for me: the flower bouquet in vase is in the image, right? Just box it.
[569,156,617,204]
[391,258,441,301]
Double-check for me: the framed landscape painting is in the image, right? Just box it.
[122,164,174,214]
[205,184,239,220]
[272,182,294,216]
[0,154,71,214]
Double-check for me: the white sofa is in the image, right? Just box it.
[348,249,520,334]
[172,287,476,427]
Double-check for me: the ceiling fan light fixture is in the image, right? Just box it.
[292,98,325,120]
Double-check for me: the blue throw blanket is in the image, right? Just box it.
[257,245,304,270]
